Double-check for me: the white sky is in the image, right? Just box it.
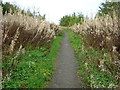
[2,0,105,24]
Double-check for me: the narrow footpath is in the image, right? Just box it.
[48,32,85,88]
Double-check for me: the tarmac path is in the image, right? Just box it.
[48,32,86,88]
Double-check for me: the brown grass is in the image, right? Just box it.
[71,14,119,53]
[1,7,62,83]
[1,9,60,56]
[70,13,120,81]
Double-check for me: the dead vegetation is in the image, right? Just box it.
[1,6,62,87]
[1,8,60,56]
[71,13,120,84]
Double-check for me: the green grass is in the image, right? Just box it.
[3,35,63,88]
[67,30,118,88]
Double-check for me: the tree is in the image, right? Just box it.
[97,1,120,17]
[1,2,18,15]
[59,12,84,26]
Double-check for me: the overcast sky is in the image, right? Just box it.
[2,0,105,24]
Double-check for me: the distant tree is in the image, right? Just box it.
[60,12,84,26]
[0,2,46,20]
[41,14,46,20]
[27,9,34,16]
[0,2,18,15]
[97,1,120,17]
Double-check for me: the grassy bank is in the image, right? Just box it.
[3,34,63,88]
[67,30,118,88]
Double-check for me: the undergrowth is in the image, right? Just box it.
[2,35,63,88]
[67,30,118,88]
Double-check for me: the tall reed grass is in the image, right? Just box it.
[1,8,60,56]
[71,13,120,83]
[1,7,61,85]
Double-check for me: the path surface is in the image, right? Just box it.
[48,32,85,88]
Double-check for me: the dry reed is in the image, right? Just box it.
[71,13,120,82]
[2,9,60,55]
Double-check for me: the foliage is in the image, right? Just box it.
[59,12,84,26]
[69,2,120,87]
[97,1,120,17]
[1,3,62,88]
[0,2,46,19]
[0,2,18,15]
[2,34,63,88]
[70,13,119,87]
[67,30,119,88]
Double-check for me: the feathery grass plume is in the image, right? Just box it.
[2,10,60,55]
[71,13,119,53]
[2,9,61,81]
[70,13,120,83]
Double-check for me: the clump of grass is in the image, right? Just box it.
[67,30,119,88]
[71,14,119,53]
[69,13,119,87]
[2,35,63,88]
[1,6,63,87]
[2,8,60,56]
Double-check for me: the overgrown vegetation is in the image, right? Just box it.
[2,33,63,88]
[2,6,60,55]
[1,2,63,88]
[1,0,120,88]
[68,30,119,88]
[71,13,119,53]
[59,12,84,26]
[68,1,120,88]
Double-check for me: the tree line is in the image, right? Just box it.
[0,2,46,20]
[59,12,84,26]
[59,1,120,26]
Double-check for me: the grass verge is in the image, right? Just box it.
[3,34,63,88]
[67,30,118,88]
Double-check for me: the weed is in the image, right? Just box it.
[67,30,119,88]
[2,35,63,88]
